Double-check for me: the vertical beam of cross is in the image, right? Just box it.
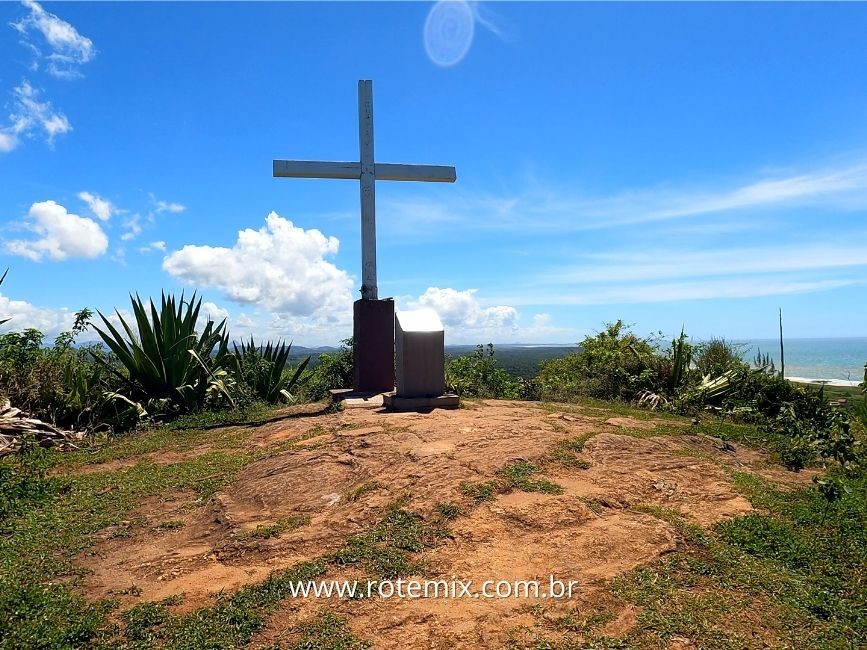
[358,80,377,300]
[272,80,456,303]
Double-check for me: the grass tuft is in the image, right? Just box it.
[240,515,309,541]
[343,481,380,503]
[500,460,564,494]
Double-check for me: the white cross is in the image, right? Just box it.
[273,80,456,300]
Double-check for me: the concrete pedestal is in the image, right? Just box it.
[395,310,445,397]
[329,389,385,409]
[382,392,459,411]
[353,299,395,393]
[387,308,458,411]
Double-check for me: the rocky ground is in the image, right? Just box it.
[70,400,812,648]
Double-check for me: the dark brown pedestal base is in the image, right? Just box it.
[382,391,460,412]
[353,299,395,393]
[329,389,385,409]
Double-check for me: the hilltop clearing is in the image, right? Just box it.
[2,400,863,648]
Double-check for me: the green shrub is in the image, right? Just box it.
[297,339,354,402]
[445,344,518,399]
[693,337,748,378]
[537,321,660,402]
[0,328,58,414]
[0,309,115,427]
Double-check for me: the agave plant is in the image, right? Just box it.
[665,328,693,395]
[233,336,310,403]
[92,292,234,413]
[0,268,9,326]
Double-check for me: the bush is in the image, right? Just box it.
[693,337,748,378]
[0,310,114,427]
[721,371,863,476]
[297,339,354,402]
[445,344,518,399]
[0,328,58,415]
[536,321,660,402]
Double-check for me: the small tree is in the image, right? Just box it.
[446,344,518,399]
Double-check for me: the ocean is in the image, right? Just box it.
[738,338,867,384]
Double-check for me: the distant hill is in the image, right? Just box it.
[289,343,577,379]
[445,344,578,379]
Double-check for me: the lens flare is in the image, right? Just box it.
[424,1,475,68]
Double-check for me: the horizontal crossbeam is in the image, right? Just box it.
[374,163,456,183]
[273,160,360,179]
[273,160,456,183]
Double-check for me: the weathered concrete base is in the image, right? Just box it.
[395,309,445,398]
[329,389,385,409]
[353,299,395,393]
[383,391,459,412]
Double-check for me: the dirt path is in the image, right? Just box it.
[77,401,809,646]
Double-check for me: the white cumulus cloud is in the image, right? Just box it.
[5,199,109,261]
[0,292,75,337]
[411,287,519,330]
[163,212,354,320]
[201,301,229,323]
[11,0,96,79]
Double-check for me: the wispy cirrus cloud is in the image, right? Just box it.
[11,0,96,79]
[151,194,186,214]
[539,241,867,285]
[382,159,867,234]
[0,80,71,152]
[2,1,94,153]
[488,277,860,308]
[77,191,115,221]
[485,238,867,308]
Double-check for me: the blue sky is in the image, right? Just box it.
[1,1,866,346]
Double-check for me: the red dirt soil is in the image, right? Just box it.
[77,401,809,646]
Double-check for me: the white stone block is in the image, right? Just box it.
[395,308,445,397]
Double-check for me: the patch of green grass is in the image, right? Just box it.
[539,398,681,422]
[460,479,502,503]
[343,481,380,503]
[500,460,563,494]
[136,559,330,649]
[0,442,263,648]
[161,403,276,432]
[241,515,309,541]
[122,595,184,646]
[549,434,594,469]
[461,461,563,505]
[330,505,448,579]
[435,502,462,519]
[114,506,447,646]
[59,424,251,472]
[284,609,371,650]
[631,503,712,545]
[154,519,185,532]
[580,497,606,516]
[551,606,614,634]
[605,472,867,648]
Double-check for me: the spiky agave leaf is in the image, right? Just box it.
[92,292,233,412]
[0,268,10,326]
[233,336,311,403]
